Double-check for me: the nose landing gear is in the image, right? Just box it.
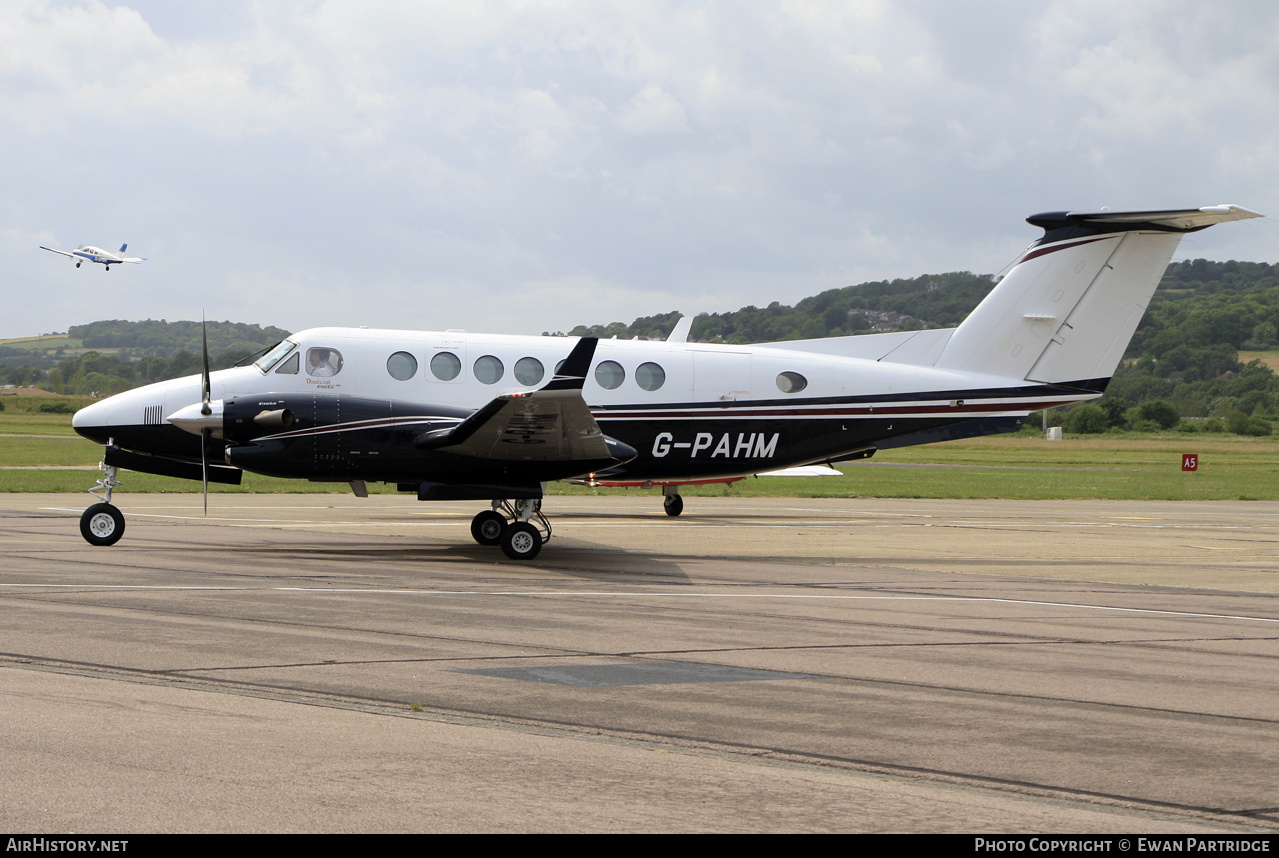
[80,449,125,546]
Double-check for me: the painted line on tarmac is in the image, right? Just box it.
[265,590,1279,624]
[4,580,1271,625]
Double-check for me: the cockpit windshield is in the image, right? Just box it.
[254,339,297,373]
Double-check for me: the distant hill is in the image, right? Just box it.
[0,320,289,396]
[3,261,1278,429]
[559,271,997,343]
[562,261,1279,351]
[0,320,288,371]
[69,319,291,362]
[556,259,1279,431]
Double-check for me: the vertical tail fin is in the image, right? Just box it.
[933,206,1261,385]
[119,243,127,254]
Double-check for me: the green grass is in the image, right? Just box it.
[3,407,1277,500]
[1239,350,1279,372]
[0,334,79,350]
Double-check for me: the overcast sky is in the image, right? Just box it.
[4,0,1277,340]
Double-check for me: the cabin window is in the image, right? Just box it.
[430,351,462,381]
[474,355,504,384]
[306,348,343,377]
[635,362,665,391]
[514,357,544,386]
[594,360,625,390]
[387,352,417,381]
[275,352,299,374]
[776,371,807,393]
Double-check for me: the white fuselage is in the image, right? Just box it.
[74,326,1081,483]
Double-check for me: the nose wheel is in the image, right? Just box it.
[80,503,125,546]
[81,448,127,546]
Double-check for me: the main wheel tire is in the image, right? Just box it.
[663,494,684,517]
[80,503,125,546]
[500,521,542,560]
[470,510,506,546]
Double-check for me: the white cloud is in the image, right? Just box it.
[618,86,688,134]
[2,1,1277,341]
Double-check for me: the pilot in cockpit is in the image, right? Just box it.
[306,348,341,377]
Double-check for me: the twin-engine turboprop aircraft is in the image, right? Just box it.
[40,243,146,270]
[71,205,1260,559]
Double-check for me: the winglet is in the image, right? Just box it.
[542,337,598,391]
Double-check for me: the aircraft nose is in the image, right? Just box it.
[72,398,118,444]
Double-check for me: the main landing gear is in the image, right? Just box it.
[663,485,683,517]
[470,499,550,560]
[80,453,125,546]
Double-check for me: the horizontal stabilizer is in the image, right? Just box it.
[756,465,842,477]
[1028,205,1261,234]
[757,328,955,366]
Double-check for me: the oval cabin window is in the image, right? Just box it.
[430,351,462,381]
[776,371,807,393]
[514,357,544,385]
[635,362,665,391]
[474,355,504,385]
[594,360,625,390]
[387,352,417,381]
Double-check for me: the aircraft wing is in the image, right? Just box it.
[414,337,632,463]
[39,246,77,259]
[121,257,146,264]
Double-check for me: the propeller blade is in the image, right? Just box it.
[201,315,211,515]
[200,315,212,417]
[201,427,209,516]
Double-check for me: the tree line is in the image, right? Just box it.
[0,320,287,397]
[5,261,1279,434]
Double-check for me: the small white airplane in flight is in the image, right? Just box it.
[70,205,1261,559]
[40,243,146,270]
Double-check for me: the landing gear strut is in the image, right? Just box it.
[469,498,550,560]
[80,448,125,546]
